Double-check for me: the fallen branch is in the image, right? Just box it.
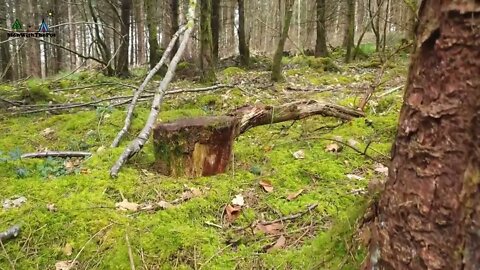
[110,0,198,178]
[285,85,337,93]
[111,26,187,148]
[0,96,21,106]
[377,84,404,98]
[0,225,21,243]
[261,204,318,225]
[232,100,365,135]
[21,151,92,159]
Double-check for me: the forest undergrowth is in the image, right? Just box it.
[0,49,408,269]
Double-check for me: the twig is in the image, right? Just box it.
[21,151,92,159]
[261,204,318,225]
[377,84,404,98]
[204,221,223,229]
[310,137,379,161]
[70,223,114,268]
[0,97,21,106]
[198,244,232,270]
[125,233,136,270]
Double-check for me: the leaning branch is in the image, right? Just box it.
[33,38,107,66]
[111,26,187,148]
[110,0,198,178]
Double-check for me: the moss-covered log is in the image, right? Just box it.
[152,100,363,177]
[153,116,238,177]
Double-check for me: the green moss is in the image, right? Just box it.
[307,73,354,85]
[21,79,54,103]
[221,67,245,77]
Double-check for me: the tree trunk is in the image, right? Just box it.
[314,0,328,57]
[344,0,356,62]
[52,0,63,74]
[365,0,480,269]
[68,0,77,69]
[135,0,146,65]
[116,0,132,77]
[237,0,250,67]
[199,0,216,83]
[0,0,13,81]
[405,0,417,41]
[152,100,364,177]
[170,0,180,56]
[27,0,41,77]
[271,0,295,82]
[145,0,161,70]
[211,0,220,62]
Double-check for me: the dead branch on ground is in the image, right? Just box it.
[21,151,92,159]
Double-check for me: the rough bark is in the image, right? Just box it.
[365,1,480,269]
[27,0,41,77]
[170,0,180,56]
[52,0,63,74]
[152,100,364,177]
[0,0,13,81]
[116,0,132,77]
[68,0,77,69]
[314,0,328,57]
[135,0,146,65]
[271,0,295,82]
[237,0,250,67]
[199,0,216,83]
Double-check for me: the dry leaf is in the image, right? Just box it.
[287,189,304,201]
[346,174,364,181]
[374,163,389,176]
[63,243,73,256]
[55,260,77,270]
[325,143,341,153]
[225,204,242,223]
[156,201,173,209]
[47,203,57,212]
[231,194,244,206]
[292,150,305,159]
[115,199,139,212]
[255,223,284,235]
[267,235,286,252]
[96,146,106,153]
[41,127,55,138]
[259,180,274,193]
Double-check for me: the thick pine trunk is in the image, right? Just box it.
[271,0,295,82]
[314,0,328,57]
[237,0,250,66]
[199,0,217,83]
[145,0,161,70]
[365,0,480,269]
[0,0,13,81]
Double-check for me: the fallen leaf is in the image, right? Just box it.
[190,188,202,197]
[41,127,55,137]
[115,199,139,212]
[259,180,274,193]
[267,235,286,252]
[3,196,27,209]
[346,174,365,181]
[96,146,106,153]
[287,189,304,201]
[225,204,242,223]
[55,260,77,270]
[47,203,57,212]
[255,223,284,235]
[325,143,342,153]
[374,163,389,176]
[156,201,173,209]
[292,150,305,159]
[231,194,244,206]
[63,243,73,256]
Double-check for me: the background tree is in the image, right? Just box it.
[314,0,328,57]
[271,0,295,82]
[199,0,216,83]
[116,0,132,77]
[344,0,356,62]
[237,0,249,66]
[365,0,480,268]
[0,0,13,81]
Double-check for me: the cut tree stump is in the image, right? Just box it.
[153,116,239,177]
[152,100,364,177]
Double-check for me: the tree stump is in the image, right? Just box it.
[152,116,238,177]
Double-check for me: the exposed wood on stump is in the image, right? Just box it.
[153,100,364,177]
[153,116,238,177]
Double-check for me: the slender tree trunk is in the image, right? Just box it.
[68,0,77,69]
[237,0,249,67]
[405,0,417,41]
[116,0,132,77]
[314,0,328,57]
[135,0,146,65]
[0,0,13,81]
[145,0,161,70]
[199,0,216,83]
[52,0,63,73]
[170,0,180,56]
[365,0,480,269]
[211,0,220,62]
[271,0,295,82]
[344,0,356,62]
[27,0,41,77]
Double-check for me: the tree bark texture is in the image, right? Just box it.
[237,0,250,67]
[344,0,356,62]
[145,0,161,70]
[314,0,328,57]
[116,0,132,77]
[271,0,295,82]
[199,0,217,83]
[0,0,13,81]
[365,1,480,269]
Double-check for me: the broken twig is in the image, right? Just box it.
[21,151,92,159]
[261,204,318,225]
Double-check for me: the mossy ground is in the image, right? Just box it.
[0,51,407,269]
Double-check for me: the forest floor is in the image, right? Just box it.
[0,47,408,269]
